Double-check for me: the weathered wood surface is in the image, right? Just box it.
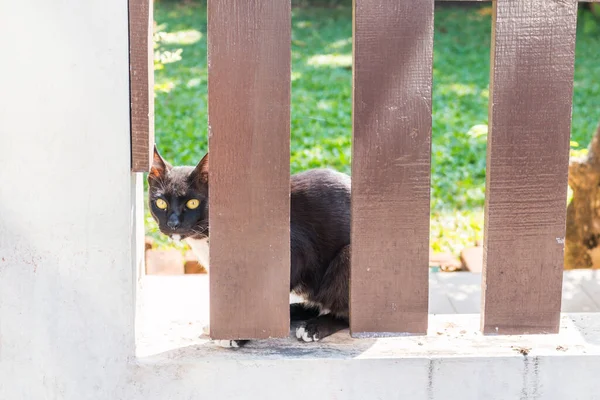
[129,0,154,172]
[207,0,291,339]
[350,0,434,336]
[481,0,577,335]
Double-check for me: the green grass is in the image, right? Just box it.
[149,1,600,255]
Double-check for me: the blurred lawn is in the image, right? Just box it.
[149,2,600,255]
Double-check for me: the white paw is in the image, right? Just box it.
[295,326,319,342]
[214,340,240,348]
[202,325,210,335]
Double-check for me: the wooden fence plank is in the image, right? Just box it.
[207,0,291,339]
[481,0,578,335]
[434,0,599,2]
[350,0,434,336]
[129,0,154,172]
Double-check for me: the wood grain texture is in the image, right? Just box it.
[435,0,599,2]
[350,0,434,336]
[207,0,291,339]
[481,0,578,335]
[129,0,154,172]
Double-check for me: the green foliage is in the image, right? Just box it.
[155,0,350,6]
[150,2,600,254]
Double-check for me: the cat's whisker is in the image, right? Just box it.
[191,227,208,239]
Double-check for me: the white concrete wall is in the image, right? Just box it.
[2,1,600,399]
[0,0,135,397]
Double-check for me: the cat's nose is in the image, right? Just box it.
[167,215,181,229]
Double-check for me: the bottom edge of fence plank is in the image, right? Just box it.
[349,306,430,337]
[208,321,290,341]
[208,331,290,341]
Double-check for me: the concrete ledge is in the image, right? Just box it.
[133,313,600,400]
[136,275,600,358]
[132,275,600,398]
[136,272,600,358]
[138,313,600,361]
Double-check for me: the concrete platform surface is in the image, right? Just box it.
[136,270,600,358]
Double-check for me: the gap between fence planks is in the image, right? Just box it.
[207,0,291,340]
[129,0,154,172]
[350,0,434,336]
[481,0,578,335]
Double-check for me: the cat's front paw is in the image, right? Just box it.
[212,339,249,348]
[214,339,241,348]
[295,324,320,342]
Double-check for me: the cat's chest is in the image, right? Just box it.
[185,237,209,270]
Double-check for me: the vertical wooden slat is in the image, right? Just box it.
[129,0,154,172]
[482,0,578,335]
[207,0,291,339]
[350,0,434,336]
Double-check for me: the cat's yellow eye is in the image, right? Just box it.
[155,199,168,210]
[186,199,200,210]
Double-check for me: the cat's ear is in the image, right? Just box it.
[193,153,209,184]
[149,145,171,180]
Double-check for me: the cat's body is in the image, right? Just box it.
[148,147,350,346]
[287,168,351,339]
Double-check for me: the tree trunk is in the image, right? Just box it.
[565,123,600,269]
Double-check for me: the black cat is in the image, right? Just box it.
[148,146,350,346]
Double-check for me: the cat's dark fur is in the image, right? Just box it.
[148,146,350,345]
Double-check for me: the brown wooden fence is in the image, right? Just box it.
[130,0,599,339]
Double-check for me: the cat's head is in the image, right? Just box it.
[147,146,209,241]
